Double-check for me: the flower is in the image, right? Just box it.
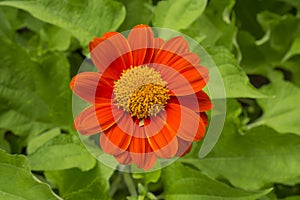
[70,25,212,170]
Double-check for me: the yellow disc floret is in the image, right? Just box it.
[113,66,170,119]
[129,83,170,119]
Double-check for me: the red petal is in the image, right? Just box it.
[166,103,206,141]
[169,90,213,112]
[130,150,157,170]
[88,32,118,52]
[176,137,193,157]
[150,36,209,95]
[100,122,132,155]
[151,61,208,95]
[200,112,209,127]
[74,100,123,135]
[90,32,132,80]
[115,151,132,165]
[144,110,178,158]
[158,36,189,55]
[128,24,155,66]
[127,127,158,170]
[70,72,113,103]
[74,105,101,135]
[154,38,165,49]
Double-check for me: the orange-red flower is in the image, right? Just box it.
[70,25,212,170]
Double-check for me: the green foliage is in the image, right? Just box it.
[0,0,300,199]
[152,0,207,30]
[182,100,300,190]
[0,149,60,199]
[0,32,72,140]
[163,163,272,200]
[117,0,152,31]
[256,80,300,135]
[0,0,126,46]
[207,46,267,98]
[27,134,96,171]
[44,162,113,199]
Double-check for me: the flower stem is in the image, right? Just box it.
[123,173,137,197]
[109,173,122,197]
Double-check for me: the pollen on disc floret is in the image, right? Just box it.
[113,65,170,119]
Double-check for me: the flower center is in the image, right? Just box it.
[113,66,170,119]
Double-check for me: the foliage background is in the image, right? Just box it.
[0,0,300,199]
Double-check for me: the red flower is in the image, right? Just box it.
[70,25,212,170]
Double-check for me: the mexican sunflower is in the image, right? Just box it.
[70,25,212,170]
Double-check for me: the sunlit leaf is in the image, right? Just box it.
[182,100,300,190]
[152,0,207,30]
[45,162,113,199]
[163,162,272,200]
[0,149,60,199]
[255,80,300,135]
[0,0,126,46]
[28,134,96,171]
[207,46,267,98]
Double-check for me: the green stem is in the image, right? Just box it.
[245,119,264,130]
[109,173,122,197]
[123,173,137,197]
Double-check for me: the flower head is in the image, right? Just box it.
[70,25,212,170]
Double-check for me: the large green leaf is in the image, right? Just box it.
[0,149,60,200]
[0,0,126,46]
[207,46,267,98]
[0,35,72,139]
[163,163,272,200]
[63,178,111,200]
[152,0,207,30]
[254,80,300,135]
[45,162,113,199]
[28,134,96,171]
[181,100,300,190]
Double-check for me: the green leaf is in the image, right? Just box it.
[0,130,10,153]
[152,0,207,30]
[63,178,111,200]
[163,163,272,200]
[281,57,300,88]
[237,9,300,74]
[285,196,300,200]
[282,36,300,62]
[117,0,152,31]
[0,0,126,46]
[207,46,267,98]
[45,162,113,199]
[181,14,222,45]
[0,30,73,141]
[237,31,275,74]
[181,100,300,190]
[27,128,61,154]
[132,169,161,186]
[0,149,60,199]
[38,23,72,53]
[182,0,237,47]
[255,80,300,135]
[28,135,96,171]
[203,0,237,51]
